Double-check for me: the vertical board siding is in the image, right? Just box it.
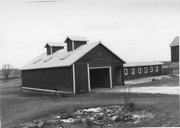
[123,65,163,80]
[171,46,179,62]
[75,44,124,88]
[22,67,73,92]
[74,63,89,93]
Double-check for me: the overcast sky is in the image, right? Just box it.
[0,0,179,68]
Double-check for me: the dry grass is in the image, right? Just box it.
[0,77,179,128]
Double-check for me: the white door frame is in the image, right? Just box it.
[87,64,113,92]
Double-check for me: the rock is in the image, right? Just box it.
[44,119,60,125]
[19,122,38,128]
[33,120,44,128]
[111,116,118,121]
[60,118,75,123]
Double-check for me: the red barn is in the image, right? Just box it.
[21,36,125,94]
[170,36,179,62]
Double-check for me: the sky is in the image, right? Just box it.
[0,0,180,68]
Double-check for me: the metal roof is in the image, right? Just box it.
[124,61,164,67]
[170,36,179,47]
[22,41,125,70]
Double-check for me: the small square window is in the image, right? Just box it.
[144,67,148,73]
[155,66,158,72]
[138,67,141,74]
[124,68,128,75]
[131,68,135,75]
[150,67,153,72]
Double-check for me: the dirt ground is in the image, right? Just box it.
[0,76,179,128]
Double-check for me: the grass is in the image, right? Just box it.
[0,77,180,128]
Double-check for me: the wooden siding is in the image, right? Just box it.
[66,39,73,51]
[74,63,89,93]
[123,65,162,80]
[75,44,124,87]
[66,38,87,51]
[46,46,51,55]
[21,67,73,92]
[76,44,124,64]
[74,41,87,49]
[52,46,64,54]
[171,46,179,62]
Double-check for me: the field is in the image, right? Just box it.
[0,77,180,128]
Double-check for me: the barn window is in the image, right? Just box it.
[124,68,128,75]
[44,57,53,62]
[144,67,148,73]
[131,68,135,75]
[138,67,141,74]
[155,66,158,72]
[150,67,153,72]
[33,59,42,64]
[60,54,70,60]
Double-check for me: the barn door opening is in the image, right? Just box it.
[89,67,112,89]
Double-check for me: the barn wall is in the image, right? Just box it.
[66,38,73,51]
[21,67,73,92]
[171,46,179,62]
[74,63,89,93]
[74,41,87,49]
[123,65,162,80]
[75,44,124,87]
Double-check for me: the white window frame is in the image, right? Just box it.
[138,67,141,74]
[124,68,128,75]
[144,67,148,73]
[155,66,158,72]
[150,67,153,73]
[131,68,135,75]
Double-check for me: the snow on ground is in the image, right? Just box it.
[125,75,172,85]
[94,86,180,95]
[94,75,180,95]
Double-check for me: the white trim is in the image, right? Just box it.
[72,64,76,94]
[138,67,141,74]
[72,41,74,51]
[109,67,113,88]
[89,66,110,69]
[150,67,153,72]
[50,46,52,54]
[124,68,128,75]
[155,66,158,72]
[131,68,135,75]
[144,67,148,73]
[87,63,91,91]
[22,87,72,93]
[89,66,112,89]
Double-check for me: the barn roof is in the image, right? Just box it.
[22,41,125,70]
[170,36,179,47]
[124,61,164,67]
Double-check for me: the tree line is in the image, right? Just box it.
[1,64,21,79]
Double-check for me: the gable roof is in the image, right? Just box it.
[124,61,164,67]
[170,36,179,47]
[22,42,125,70]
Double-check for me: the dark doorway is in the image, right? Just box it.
[90,68,110,89]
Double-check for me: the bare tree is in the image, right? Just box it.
[2,64,12,79]
[12,68,21,78]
